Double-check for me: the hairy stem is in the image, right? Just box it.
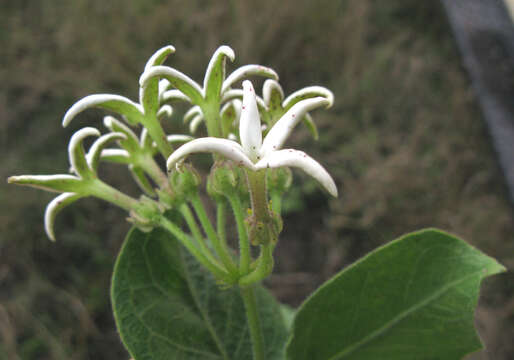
[240,285,265,360]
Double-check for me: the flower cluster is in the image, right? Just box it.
[8,45,337,285]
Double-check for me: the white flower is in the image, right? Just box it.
[166,81,338,197]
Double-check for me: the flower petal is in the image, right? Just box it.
[166,137,255,171]
[203,45,235,100]
[189,114,204,134]
[144,45,175,71]
[302,112,319,140]
[87,132,127,171]
[256,149,338,197]
[221,89,267,111]
[240,81,262,161]
[129,164,156,197]
[62,94,144,127]
[139,66,203,105]
[99,149,131,163]
[45,192,83,241]
[260,97,330,155]
[160,89,192,104]
[68,127,100,178]
[282,86,334,110]
[7,174,84,193]
[157,104,173,120]
[222,65,278,94]
[183,105,203,124]
[103,116,140,153]
[140,45,176,113]
[263,79,284,107]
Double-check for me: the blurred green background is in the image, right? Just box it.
[1,1,513,359]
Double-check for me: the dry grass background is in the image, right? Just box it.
[1,0,513,359]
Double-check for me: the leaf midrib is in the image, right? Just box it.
[328,270,482,360]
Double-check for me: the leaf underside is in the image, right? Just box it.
[111,219,288,360]
[286,228,505,360]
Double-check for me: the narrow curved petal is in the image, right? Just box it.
[189,114,204,134]
[139,66,203,105]
[283,86,334,110]
[220,100,241,136]
[157,104,173,120]
[240,81,262,161]
[203,45,235,100]
[261,97,330,155]
[263,79,284,107]
[256,149,337,197]
[140,128,153,151]
[144,45,175,71]
[140,45,176,113]
[99,149,131,163]
[68,127,100,178]
[45,192,83,241]
[129,165,156,197]
[62,94,144,127]
[222,65,279,93]
[166,138,255,171]
[87,132,127,171]
[184,105,203,123]
[7,174,84,193]
[302,112,319,140]
[221,89,267,111]
[166,134,194,143]
[103,116,140,153]
[160,89,191,104]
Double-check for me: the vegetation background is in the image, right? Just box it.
[1,0,513,359]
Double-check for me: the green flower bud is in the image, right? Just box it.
[267,167,292,195]
[169,163,201,202]
[207,161,238,200]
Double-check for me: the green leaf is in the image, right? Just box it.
[112,224,288,360]
[286,228,505,360]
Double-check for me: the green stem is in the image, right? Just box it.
[240,285,265,360]
[190,193,238,274]
[138,153,170,191]
[179,203,220,266]
[157,215,230,281]
[216,201,230,256]
[202,102,222,138]
[142,115,173,158]
[227,193,251,275]
[239,244,274,286]
[90,179,139,211]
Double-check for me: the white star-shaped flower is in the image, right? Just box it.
[166,80,338,197]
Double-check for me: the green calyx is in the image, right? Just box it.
[168,163,201,202]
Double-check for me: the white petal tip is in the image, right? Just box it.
[218,45,235,62]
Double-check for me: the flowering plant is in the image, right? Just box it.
[8,45,505,360]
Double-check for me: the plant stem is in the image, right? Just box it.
[90,179,140,211]
[240,285,265,360]
[239,244,274,286]
[157,215,230,281]
[227,193,251,275]
[143,115,173,158]
[179,203,220,266]
[190,193,238,274]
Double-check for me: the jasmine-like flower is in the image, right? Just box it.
[140,45,278,137]
[166,81,338,197]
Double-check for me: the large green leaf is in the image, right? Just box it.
[111,223,288,360]
[286,228,505,360]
